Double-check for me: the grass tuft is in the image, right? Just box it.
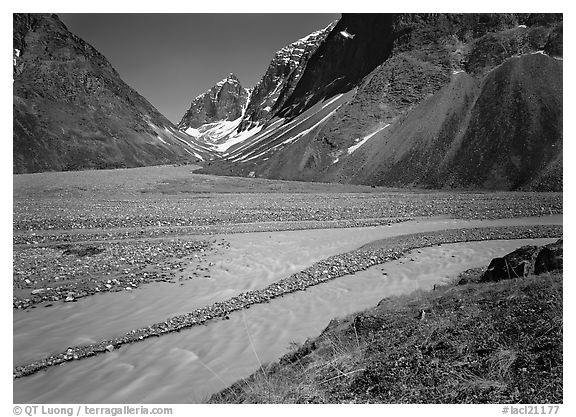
[209,271,562,404]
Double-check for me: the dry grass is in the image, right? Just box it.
[210,271,562,404]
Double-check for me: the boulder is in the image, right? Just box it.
[480,239,562,283]
[62,245,104,257]
[481,245,538,282]
[534,239,563,274]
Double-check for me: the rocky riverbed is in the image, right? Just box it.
[13,217,410,245]
[14,167,562,310]
[13,239,219,309]
[14,192,561,236]
[13,167,563,387]
[13,224,561,379]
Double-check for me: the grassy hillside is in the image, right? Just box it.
[210,269,562,403]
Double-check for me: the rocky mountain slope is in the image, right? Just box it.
[178,73,249,134]
[196,13,562,191]
[238,21,336,131]
[13,13,215,173]
[15,13,562,189]
[320,52,562,191]
[176,21,336,153]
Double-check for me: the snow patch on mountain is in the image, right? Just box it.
[240,107,341,163]
[339,29,355,39]
[321,93,344,109]
[183,148,204,161]
[215,124,264,153]
[347,124,390,155]
[184,127,201,137]
[280,106,342,146]
[199,118,242,141]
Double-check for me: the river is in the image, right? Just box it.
[13,215,561,403]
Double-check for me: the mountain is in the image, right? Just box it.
[177,73,251,153]
[238,21,336,131]
[176,21,335,154]
[15,12,562,189]
[326,53,562,190]
[13,13,215,173]
[178,73,249,133]
[196,13,562,191]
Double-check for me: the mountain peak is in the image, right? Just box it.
[215,73,241,88]
[236,21,336,131]
[178,73,249,130]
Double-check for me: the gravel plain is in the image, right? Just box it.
[12,239,222,309]
[14,167,561,308]
[13,166,563,379]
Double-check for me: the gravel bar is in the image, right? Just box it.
[13,217,411,246]
[13,224,562,379]
[13,239,214,310]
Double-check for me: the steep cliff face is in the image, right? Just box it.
[178,73,249,131]
[13,13,214,173]
[238,21,336,131]
[276,14,397,118]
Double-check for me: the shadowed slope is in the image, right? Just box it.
[335,53,562,190]
[13,14,214,173]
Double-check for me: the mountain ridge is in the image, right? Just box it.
[195,13,562,191]
[178,73,250,132]
[14,13,562,191]
[176,21,336,150]
[13,13,215,173]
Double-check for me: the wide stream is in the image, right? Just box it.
[14,216,561,403]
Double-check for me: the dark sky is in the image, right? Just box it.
[58,14,340,124]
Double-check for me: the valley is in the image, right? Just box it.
[12,165,562,402]
[14,14,562,191]
[12,12,563,405]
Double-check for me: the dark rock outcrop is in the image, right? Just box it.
[481,245,539,282]
[534,239,563,274]
[277,14,398,118]
[481,239,562,283]
[544,22,563,57]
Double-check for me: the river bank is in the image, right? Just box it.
[211,257,563,403]
[15,226,561,400]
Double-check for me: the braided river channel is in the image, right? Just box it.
[14,215,562,403]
